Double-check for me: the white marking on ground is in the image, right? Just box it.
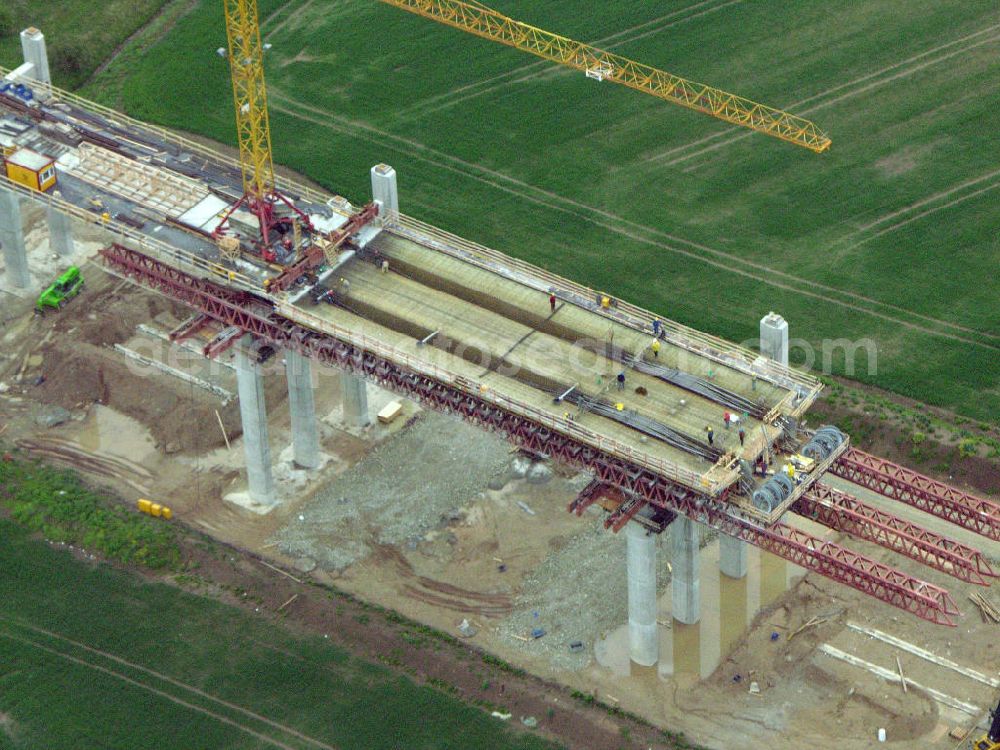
[818,643,982,715]
[846,622,1000,688]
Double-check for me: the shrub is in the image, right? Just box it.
[958,439,978,459]
[0,450,181,570]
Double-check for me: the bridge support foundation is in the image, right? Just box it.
[672,516,700,625]
[235,336,276,506]
[625,522,658,666]
[0,188,29,289]
[341,372,370,429]
[47,196,75,257]
[285,349,320,469]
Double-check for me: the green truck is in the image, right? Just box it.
[35,266,84,314]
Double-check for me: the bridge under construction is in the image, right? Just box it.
[1,25,998,679]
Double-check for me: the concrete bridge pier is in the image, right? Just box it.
[371,163,399,222]
[285,349,320,469]
[719,534,748,579]
[235,335,276,506]
[0,188,30,289]
[47,195,75,257]
[625,521,658,666]
[341,372,370,429]
[19,27,51,88]
[671,516,700,625]
[758,311,790,597]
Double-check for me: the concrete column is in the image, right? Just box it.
[625,522,658,666]
[671,516,700,625]
[47,198,75,257]
[719,533,748,579]
[759,312,788,592]
[0,188,30,289]
[285,349,319,469]
[370,164,398,222]
[341,371,370,429]
[19,28,51,88]
[235,336,276,506]
[759,312,789,367]
[718,568,748,655]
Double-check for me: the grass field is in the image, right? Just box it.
[0,518,560,749]
[0,0,173,89]
[10,0,1000,421]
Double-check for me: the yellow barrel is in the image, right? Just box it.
[161,507,173,520]
[149,503,162,517]
[137,499,153,514]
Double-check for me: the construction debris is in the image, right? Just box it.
[969,592,1000,623]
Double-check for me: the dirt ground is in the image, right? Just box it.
[1,211,998,750]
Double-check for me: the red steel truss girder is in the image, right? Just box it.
[832,448,1000,542]
[795,483,995,585]
[568,479,606,515]
[168,313,212,343]
[605,494,645,532]
[99,243,959,625]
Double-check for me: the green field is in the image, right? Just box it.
[6,0,1000,421]
[0,518,559,749]
[0,0,173,89]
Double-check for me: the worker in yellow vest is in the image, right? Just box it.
[651,339,661,358]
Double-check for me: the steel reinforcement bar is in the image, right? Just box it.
[99,243,959,625]
[795,484,996,585]
[831,448,1000,542]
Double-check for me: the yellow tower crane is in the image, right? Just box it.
[220,0,312,251]
[219,0,829,249]
[377,0,831,153]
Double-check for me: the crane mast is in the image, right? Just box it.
[378,0,831,153]
[221,0,315,251]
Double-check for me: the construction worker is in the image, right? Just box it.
[651,338,660,358]
[738,428,746,447]
[652,319,662,337]
[723,411,731,429]
[617,371,626,391]
[549,292,556,312]
[706,426,714,446]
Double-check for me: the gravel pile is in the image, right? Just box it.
[496,510,673,671]
[272,411,511,570]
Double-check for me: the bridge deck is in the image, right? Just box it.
[294,232,785,480]
[0,77,817,495]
